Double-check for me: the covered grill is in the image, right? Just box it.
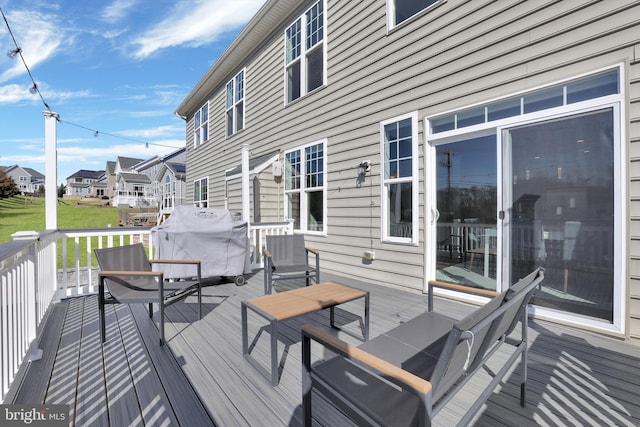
[151,206,249,285]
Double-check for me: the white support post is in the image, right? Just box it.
[241,144,251,273]
[241,144,250,223]
[44,111,59,230]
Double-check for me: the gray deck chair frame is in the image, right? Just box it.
[263,234,320,294]
[95,243,202,346]
[302,268,544,426]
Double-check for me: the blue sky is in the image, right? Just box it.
[0,0,265,184]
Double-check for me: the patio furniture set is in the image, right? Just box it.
[94,233,544,426]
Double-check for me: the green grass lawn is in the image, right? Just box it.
[0,195,119,243]
[1,196,125,268]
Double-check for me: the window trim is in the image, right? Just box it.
[284,139,328,235]
[380,111,419,245]
[193,176,209,207]
[226,69,246,137]
[387,0,446,31]
[194,102,209,148]
[284,0,327,104]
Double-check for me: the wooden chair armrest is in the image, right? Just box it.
[151,259,200,265]
[99,270,161,277]
[302,324,432,395]
[305,247,319,255]
[428,280,499,298]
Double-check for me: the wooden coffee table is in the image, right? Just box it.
[241,282,369,385]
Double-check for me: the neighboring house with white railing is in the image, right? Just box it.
[2,165,44,194]
[175,0,640,343]
[134,148,188,222]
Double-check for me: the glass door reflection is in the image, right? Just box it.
[435,135,498,291]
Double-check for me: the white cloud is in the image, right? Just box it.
[129,0,265,59]
[117,125,183,139]
[0,83,92,105]
[101,0,139,24]
[0,10,63,83]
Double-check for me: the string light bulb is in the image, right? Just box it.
[29,83,38,94]
[6,47,21,58]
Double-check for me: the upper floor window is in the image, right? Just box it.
[285,140,327,234]
[388,0,445,29]
[194,177,208,207]
[380,112,418,244]
[194,102,209,147]
[226,70,245,136]
[285,1,325,103]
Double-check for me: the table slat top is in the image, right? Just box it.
[245,282,368,320]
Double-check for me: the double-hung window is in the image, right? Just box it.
[381,112,418,244]
[284,140,327,233]
[285,0,325,103]
[226,70,245,136]
[388,0,445,29]
[193,177,208,207]
[194,102,209,147]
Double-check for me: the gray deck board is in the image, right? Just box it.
[10,271,640,426]
[76,295,109,427]
[10,297,66,405]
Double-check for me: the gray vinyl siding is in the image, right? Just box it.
[182,0,640,340]
[629,57,640,344]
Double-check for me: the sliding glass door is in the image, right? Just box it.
[503,108,615,321]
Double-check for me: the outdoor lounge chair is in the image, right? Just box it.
[302,267,544,426]
[263,234,320,294]
[94,243,202,346]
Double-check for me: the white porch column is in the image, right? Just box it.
[241,143,250,223]
[44,111,59,230]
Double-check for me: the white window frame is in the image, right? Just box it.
[193,176,209,207]
[284,0,327,104]
[284,139,328,235]
[380,112,419,245]
[226,69,245,136]
[194,102,209,148]
[387,0,446,31]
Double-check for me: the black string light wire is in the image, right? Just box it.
[1,6,181,150]
[59,119,180,149]
[1,6,50,110]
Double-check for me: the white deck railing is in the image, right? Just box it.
[0,221,291,402]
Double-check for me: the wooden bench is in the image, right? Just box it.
[302,268,544,426]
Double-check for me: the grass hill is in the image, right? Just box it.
[0,196,119,243]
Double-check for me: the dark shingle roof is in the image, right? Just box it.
[118,172,151,184]
[66,169,105,180]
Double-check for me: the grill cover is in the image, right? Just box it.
[151,206,248,278]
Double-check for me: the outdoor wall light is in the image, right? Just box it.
[7,47,21,58]
[357,160,371,177]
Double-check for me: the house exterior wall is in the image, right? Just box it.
[182,0,640,342]
[226,168,282,223]
[629,57,640,342]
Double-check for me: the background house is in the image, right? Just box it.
[104,161,117,200]
[156,148,188,223]
[176,0,638,343]
[64,169,105,199]
[2,165,44,195]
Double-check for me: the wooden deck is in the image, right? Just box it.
[8,272,640,426]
